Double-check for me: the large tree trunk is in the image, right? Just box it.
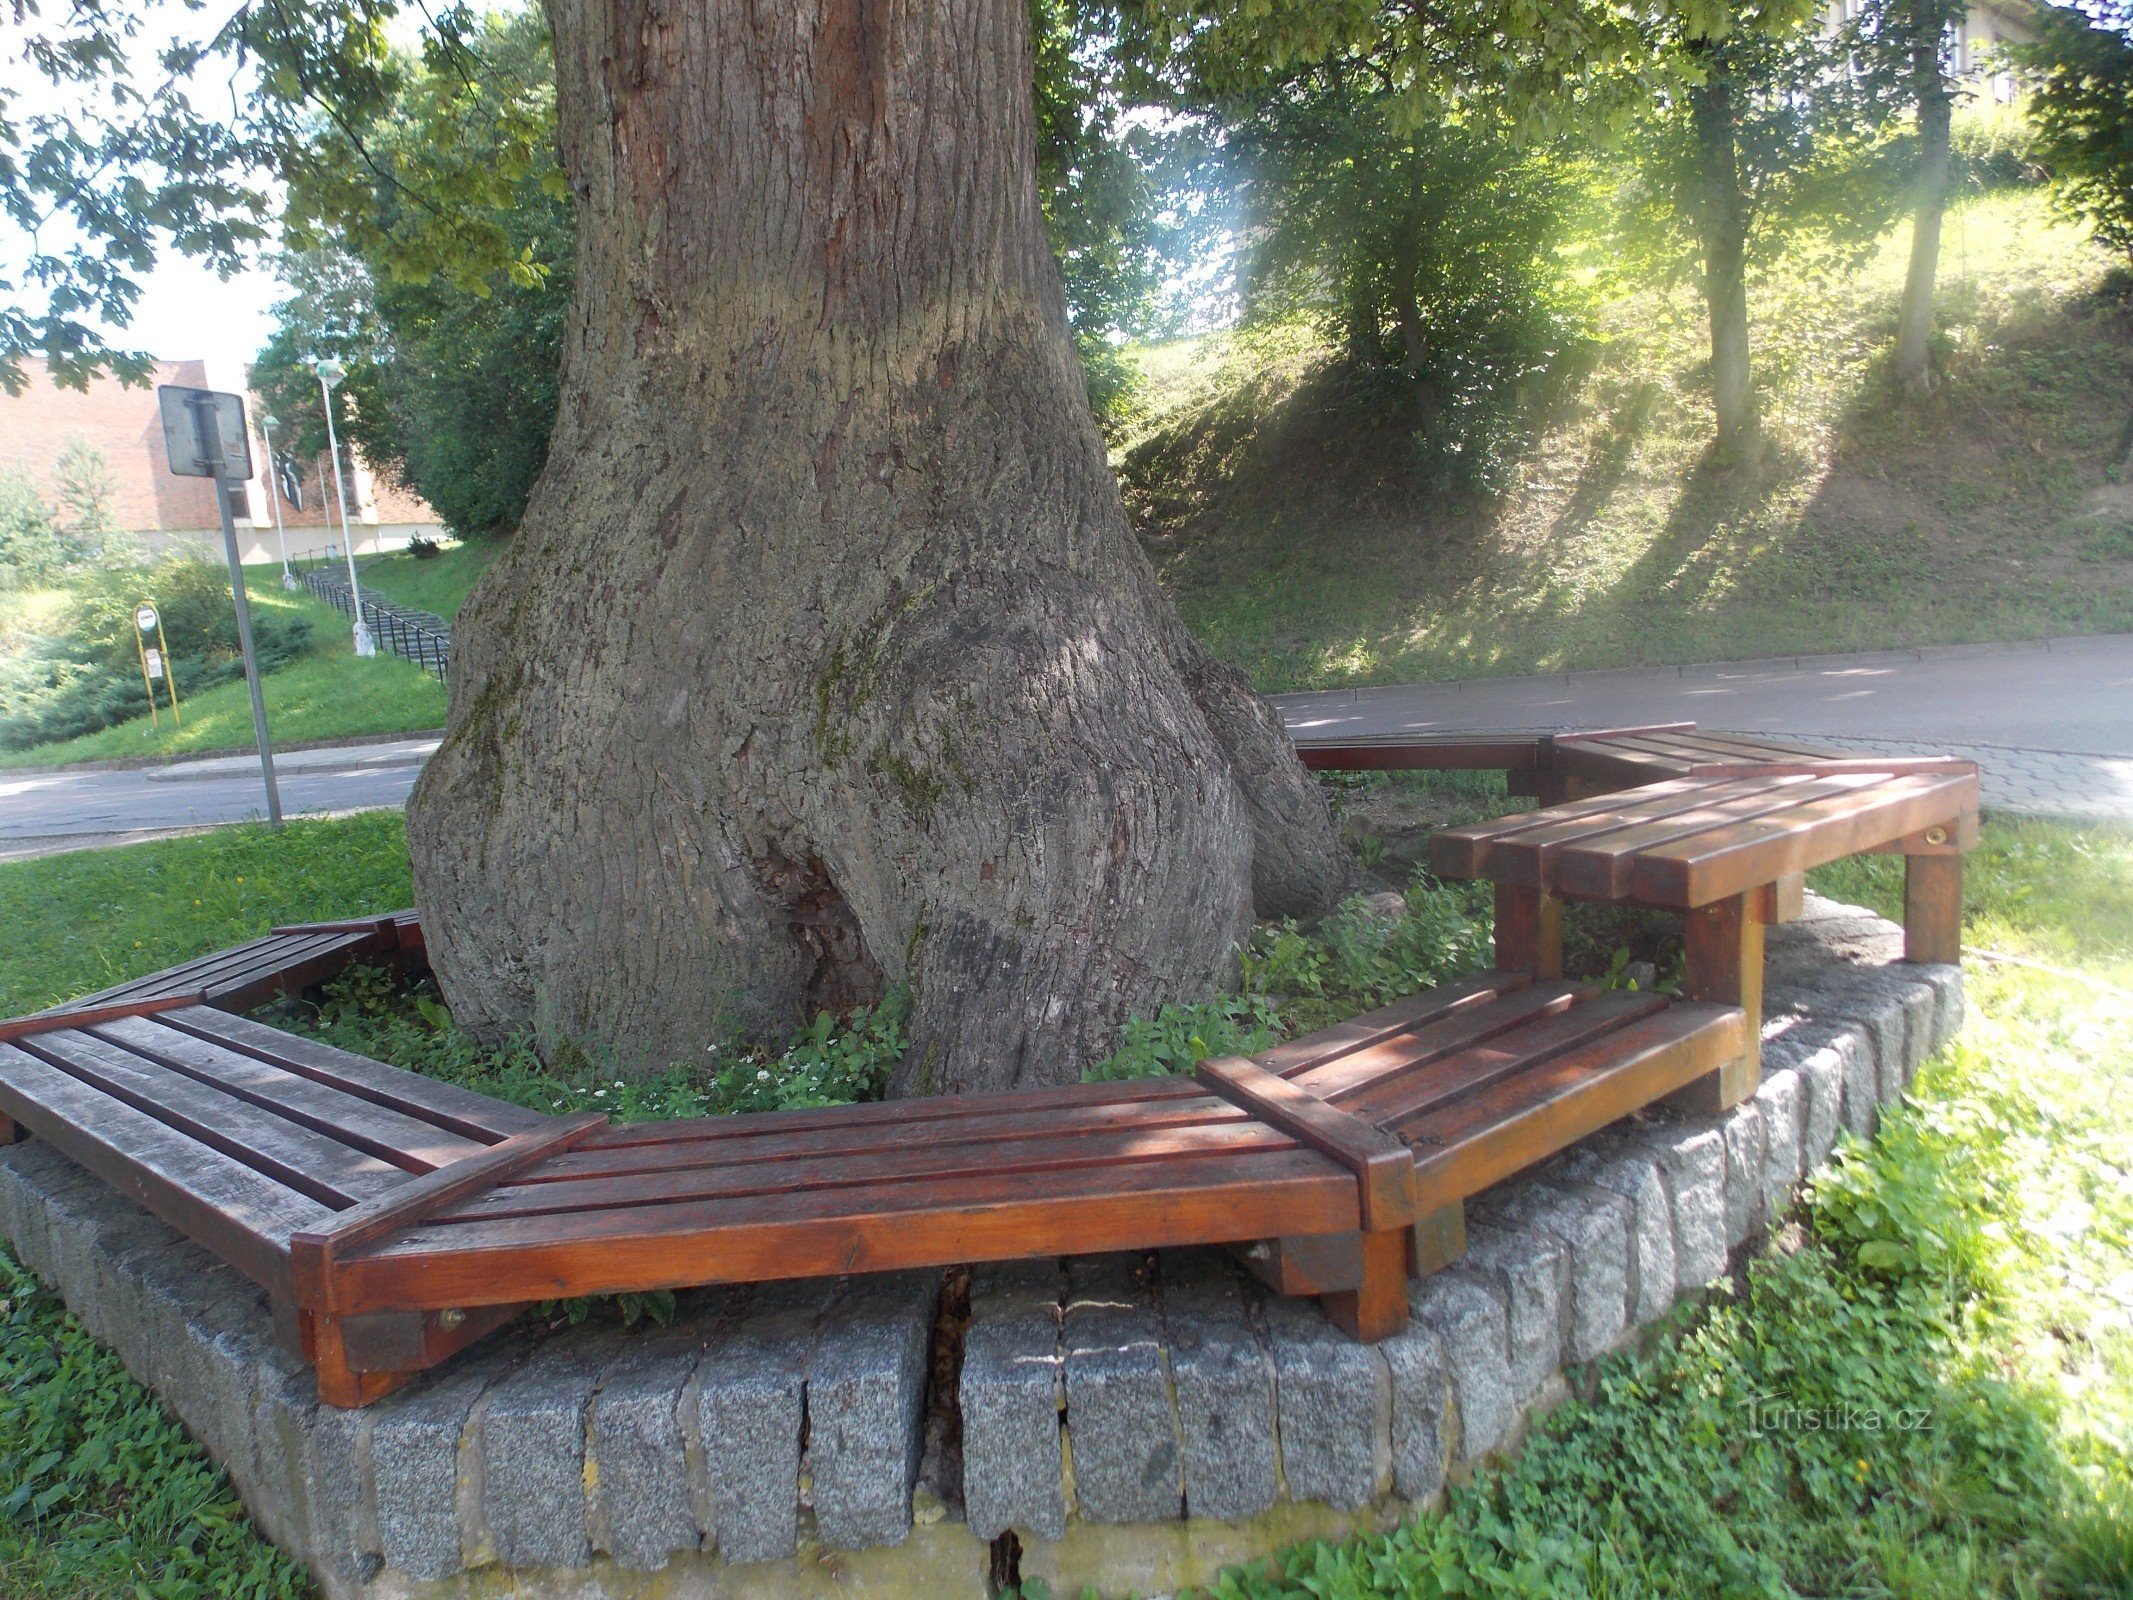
[1691,55,1756,452]
[1893,49,1953,395]
[405,0,1348,1094]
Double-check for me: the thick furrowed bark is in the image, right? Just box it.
[406,0,1346,1092]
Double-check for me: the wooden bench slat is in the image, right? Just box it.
[526,1093,1254,1184]
[1626,772,1979,907]
[160,1007,549,1142]
[1292,734,1547,772]
[1428,775,1764,877]
[1196,1056,1417,1229]
[1402,1004,1745,1210]
[1335,989,1669,1127]
[1458,775,1848,891]
[1257,971,1527,1078]
[581,1074,1205,1152]
[325,1148,1362,1315]
[91,1014,487,1174]
[434,1115,1309,1225]
[13,1029,409,1208]
[1292,981,1587,1100]
[0,1042,330,1292]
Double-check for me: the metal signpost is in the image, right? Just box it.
[133,600,180,728]
[156,384,284,827]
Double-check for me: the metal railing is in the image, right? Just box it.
[301,567,453,681]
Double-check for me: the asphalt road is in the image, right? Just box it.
[4,634,2129,860]
[0,736,439,860]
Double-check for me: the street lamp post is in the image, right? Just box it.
[259,413,297,591]
[314,359,374,657]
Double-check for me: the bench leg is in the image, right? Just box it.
[0,1110,22,1145]
[1321,1226,1410,1342]
[1494,883,1564,979]
[1904,854,1963,965]
[1409,1201,1466,1276]
[1670,891,1763,1113]
[311,1313,417,1409]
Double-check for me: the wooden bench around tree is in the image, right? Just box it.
[1427,759,1979,1109]
[0,729,1973,1406]
[1,923,1743,1405]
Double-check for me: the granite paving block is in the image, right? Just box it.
[1494,1183,1630,1365]
[1553,1140,1677,1327]
[1753,1068,1803,1220]
[960,1259,1066,1542]
[475,1324,617,1569]
[807,1271,937,1551]
[1720,1100,1765,1247]
[1628,1122,1727,1290]
[698,1282,828,1563]
[1159,1250,1276,1523]
[589,1329,711,1571]
[369,1343,520,1581]
[1062,1256,1180,1524]
[1376,1310,1452,1502]
[1413,1270,1513,1461]
[1264,1297,1387,1510]
[1459,1220,1564,1400]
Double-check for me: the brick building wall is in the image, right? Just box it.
[0,358,444,564]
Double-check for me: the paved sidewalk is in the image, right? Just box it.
[1274,634,2133,824]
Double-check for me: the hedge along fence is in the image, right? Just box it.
[0,555,313,751]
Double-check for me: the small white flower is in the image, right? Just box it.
[756,1068,772,1081]
[593,1089,608,1098]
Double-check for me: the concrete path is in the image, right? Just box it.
[2,635,2127,861]
[1275,634,2133,824]
[0,735,439,860]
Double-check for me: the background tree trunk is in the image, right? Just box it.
[405,0,1348,1093]
[1894,49,1953,394]
[1691,55,1756,451]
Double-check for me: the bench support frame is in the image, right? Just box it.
[1671,892,1764,1113]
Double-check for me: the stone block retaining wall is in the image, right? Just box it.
[0,895,1961,1600]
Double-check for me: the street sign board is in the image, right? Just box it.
[144,648,164,681]
[156,386,252,480]
[135,604,159,633]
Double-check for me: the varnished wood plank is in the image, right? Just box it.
[1399,1005,1746,1212]
[1196,1056,1417,1229]
[323,1150,1362,1315]
[1289,982,1587,1101]
[0,1043,328,1293]
[291,1113,604,1312]
[523,1094,1256,1186]
[1,993,204,1043]
[439,1117,1305,1223]
[1257,971,1527,1079]
[1333,990,1668,1127]
[13,1029,410,1208]
[1428,775,1764,879]
[1628,772,1979,907]
[1234,1232,1363,1296]
[1904,853,1964,965]
[161,1007,550,1141]
[1545,775,1867,900]
[91,1015,486,1174]
[581,1075,1205,1153]
[1466,778,1808,890]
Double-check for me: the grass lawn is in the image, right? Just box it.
[1128,189,2133,690]
[2,809,2129,1597]
[351,539,496,621]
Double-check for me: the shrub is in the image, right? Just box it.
[2015,1,2133,262]
[1952,98,2046,190]
[0,555,312,750]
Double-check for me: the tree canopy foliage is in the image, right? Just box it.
[2017,0,2133,262]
